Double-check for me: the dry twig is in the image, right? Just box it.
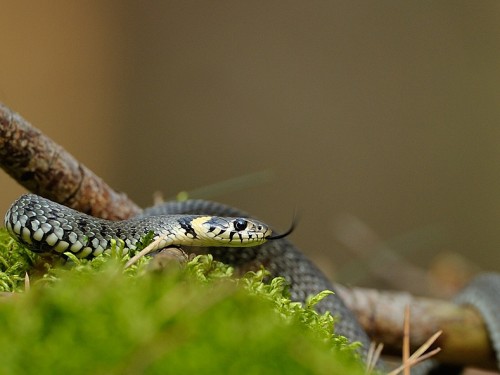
[0,102,141,219]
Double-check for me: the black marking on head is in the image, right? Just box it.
[229,231,236,241]
[178,217,198,239]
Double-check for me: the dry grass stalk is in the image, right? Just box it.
[387,306,442,375]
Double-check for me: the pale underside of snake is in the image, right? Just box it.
[5,193,500,374]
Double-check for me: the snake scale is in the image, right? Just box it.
[4,193,500,373]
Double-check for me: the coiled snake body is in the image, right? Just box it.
[4,194,372,352]
[5,194,500,372]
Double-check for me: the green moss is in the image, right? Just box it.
[0,229,38,292]
[0,228,365,375]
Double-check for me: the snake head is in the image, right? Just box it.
[192,216,273,247]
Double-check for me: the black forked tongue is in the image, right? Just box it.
[267,214,297,240]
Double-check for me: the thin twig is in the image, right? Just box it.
[403,306,410,375]
[365,342,383,374]
[388,331,442,375]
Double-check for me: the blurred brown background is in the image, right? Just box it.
[1,2,499,293]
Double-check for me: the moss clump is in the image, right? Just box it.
[0,228,365,375]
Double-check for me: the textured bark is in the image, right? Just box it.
[0,102,141,219]
[336,285,497,370]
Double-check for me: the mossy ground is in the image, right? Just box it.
[0,228,365,375]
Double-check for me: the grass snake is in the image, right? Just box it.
[5,193,500,372]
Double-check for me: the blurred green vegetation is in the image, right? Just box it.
[0,228,365,375]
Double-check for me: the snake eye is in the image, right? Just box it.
[233,218,248,231]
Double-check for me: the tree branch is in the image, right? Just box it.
[0,102,141,219]
[336,284,497,370]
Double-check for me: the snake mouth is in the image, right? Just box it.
[266,216,296,241]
